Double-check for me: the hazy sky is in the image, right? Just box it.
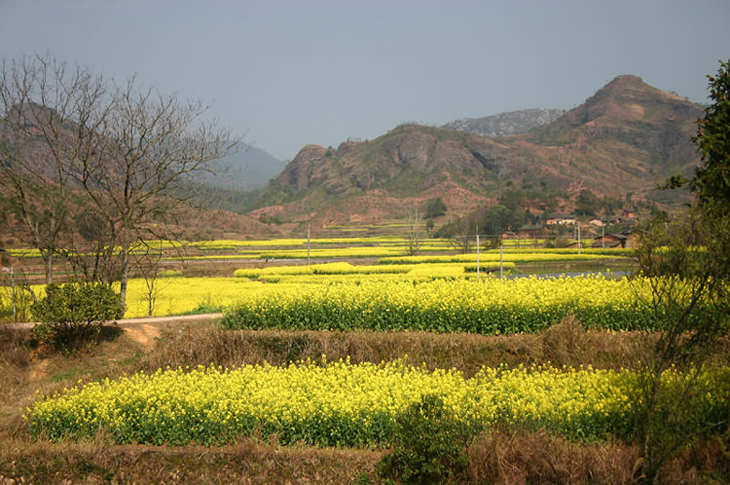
[1,0,728,160]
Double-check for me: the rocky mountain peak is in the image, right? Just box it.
[292,144,328,163]
[253,75,703,228]
[442,108,565,138]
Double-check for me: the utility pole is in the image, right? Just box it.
[500,244,504,280]
[578,221,582,254]
[307,223,311,266]
[1,264,14,320]
[476,225,480,280]
[11,266,15,320]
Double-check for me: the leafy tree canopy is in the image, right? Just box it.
[692,59,730,213]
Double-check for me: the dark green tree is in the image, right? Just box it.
[692,59,730,213]
[424,197,447,218]
[425,218,435,234]
[686,59,730,290]
[481,204,512,235]
[377,395,472,484]
[633,59,730,485]
[575,188,601,216]
[498,189,526,211]
[31,282,123,353]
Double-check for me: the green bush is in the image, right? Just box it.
[377,395,473,484]
[182,302,226,315]
[31,283,123,353]
[157,269,183,278]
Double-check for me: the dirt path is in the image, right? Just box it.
[7,313,222,352]
[7,313,222,330]
[124,323,163,348]
[119,314,221,349]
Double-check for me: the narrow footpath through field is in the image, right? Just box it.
[8,313,222,330]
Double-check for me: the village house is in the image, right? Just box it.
[545,214,577,226]
[588,218,605,227]
[592,231,640,249]
[516,224,544,239]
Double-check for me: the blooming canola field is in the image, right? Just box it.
[26,361,730,447]
[18,236,730,454]
[123,270,695,335]
[221,275,663,333]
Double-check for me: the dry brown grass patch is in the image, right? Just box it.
[0,438,383,484]
[467,429,638,484]
[143,319,671,375]
[539,315,648,369]
[143,325,544,376]
[466,429,730,484]
[0,325,30,370]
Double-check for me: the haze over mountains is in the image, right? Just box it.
[243,75,702,230]
[210,108,568,192]
[202,142,287,190]
[1,74,703,239]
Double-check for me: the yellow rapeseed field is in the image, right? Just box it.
[26,361,729,447]
[220,276,660,333]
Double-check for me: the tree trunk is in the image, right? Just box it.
[43,250,54,286]
[119,244,129,315]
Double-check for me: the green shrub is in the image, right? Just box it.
[182,302,226,315]
[157,269,183,278]
[377,395,473,484]
[31,283,123,353]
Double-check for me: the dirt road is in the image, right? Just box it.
[5,313,223,330]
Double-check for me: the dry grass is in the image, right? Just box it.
[539,315,648,369]
[467,429,639,484]
[0,326,32,441]
[143,316,655,375]
[466,429,730,484]
[0,438,383,484]
[2,432,727,484]
[0,325,30,370]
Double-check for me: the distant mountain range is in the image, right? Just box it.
[248,75,703,230]
[205,107,569,193]
[202,142,286,190]
[3,74,702,239]
[0,106,286,240]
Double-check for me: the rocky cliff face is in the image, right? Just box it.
[278,144,328,191]
[526,75,702,172]
[442,108,565,137]
[253,75,703,228]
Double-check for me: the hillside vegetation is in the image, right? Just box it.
[251,75,702,229]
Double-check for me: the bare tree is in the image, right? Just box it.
[68,76,237,309]
[132,242,165,317]
[2,55,238,312]
[450,218,476,254]
[404,207,422,256]
[61,203,120,284]
[0,55,108,284]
